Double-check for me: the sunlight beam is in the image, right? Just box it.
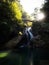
[20,0,45,15]
[36,12,45,21]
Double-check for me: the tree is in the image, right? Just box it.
[42,0,49,23]
[31,0,49,48]
[0,0,24,48]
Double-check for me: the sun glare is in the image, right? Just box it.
[36,12,45,21]
[20,0,45,15]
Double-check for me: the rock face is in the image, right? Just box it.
[5,35,22,49]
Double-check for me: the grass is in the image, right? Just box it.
[0,51,10,58]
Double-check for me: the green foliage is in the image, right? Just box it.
[9,1,22,20]
[32,22,41,35]
[0,52,9,58]
[0,0,23,23]
[0,0,24,32]
[32,22,49,48]
[0,0,24,48]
